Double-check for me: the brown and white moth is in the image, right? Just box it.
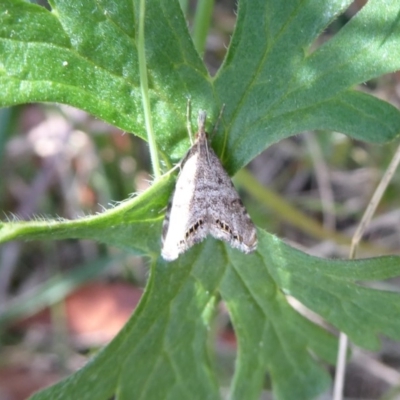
[161,109,257,261]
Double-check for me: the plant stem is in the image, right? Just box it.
[137,0,161,179]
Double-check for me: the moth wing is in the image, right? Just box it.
[205,149,257,253]
[161,151,209,261]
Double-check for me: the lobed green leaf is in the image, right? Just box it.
[1,0,400,399]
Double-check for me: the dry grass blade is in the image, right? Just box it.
[333,142,400,400]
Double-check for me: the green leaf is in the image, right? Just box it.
[267,237,400,349]
[3,0,400,173]
[219,232,400,399]
[0,0,214,163]
[213,0,400,172]
[28,232,400,400]
[30,246,224,400]
[2,0,400,399]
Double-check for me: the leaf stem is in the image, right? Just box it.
[137,0,161,179]
[235,169,389,254]
[192,0,214,56]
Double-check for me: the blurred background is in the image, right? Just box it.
[1,0,400,399]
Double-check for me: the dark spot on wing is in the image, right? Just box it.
[184,218,204,239]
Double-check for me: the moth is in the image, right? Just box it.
[161,108,257,261]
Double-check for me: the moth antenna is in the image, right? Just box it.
[197,110,207,136]
[197,111,211,165]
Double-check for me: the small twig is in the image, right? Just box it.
[333,142,400,400]
[350,143,400,258]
